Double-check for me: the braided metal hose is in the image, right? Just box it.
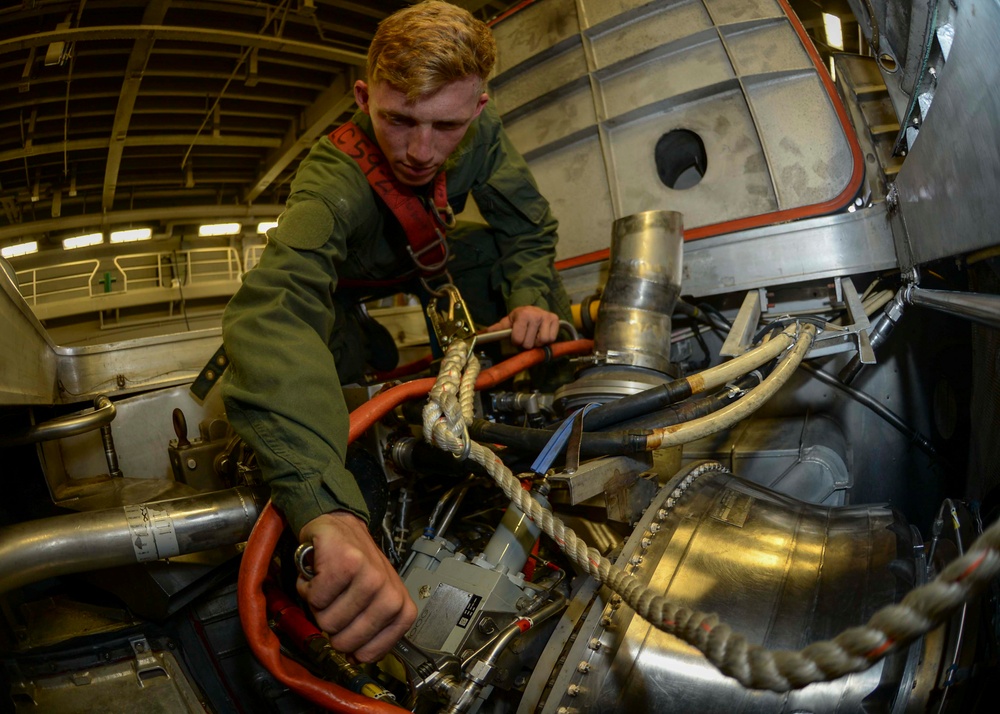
[421,334,1000,692]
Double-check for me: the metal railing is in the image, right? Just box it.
[244,243,265,272]
[14,248,244,307]
[113,247,242,292]
[15,259,102,306]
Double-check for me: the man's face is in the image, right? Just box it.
[355,75,489,187]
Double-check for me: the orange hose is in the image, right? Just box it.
[237,502,405,712]
[239,338,593,711]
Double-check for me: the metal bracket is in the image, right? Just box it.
[719,289,766,357]
[809,277,873,362]
[547,453,654,506]
[130,636,168,686]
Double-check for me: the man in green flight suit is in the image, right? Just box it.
[221,0,572,663]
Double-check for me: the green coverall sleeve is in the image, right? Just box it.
[221,194,370,536]
[470,107,568,318]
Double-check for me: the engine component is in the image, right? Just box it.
[683,414,853,506]
[592,210,683,374]
[167,407,231,491]
[400,491,551,659]
[557,210,684,413]
[525,465,924,713]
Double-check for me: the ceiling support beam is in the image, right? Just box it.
[1,134,282,164]
[0,26,368,66]
[243,70,356,204]
[102,1,171,214]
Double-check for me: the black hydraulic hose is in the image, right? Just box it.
[612,371,765,431]
[583,350,779,432]
[470,372,767,458]
[390,437,491,478]
[582,377,694,431]
[468,419,649,457]
[675,298,731,338]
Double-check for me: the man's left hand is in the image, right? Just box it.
[485,306,561,349]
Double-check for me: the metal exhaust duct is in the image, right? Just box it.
[592,210,684,374]
[556,211,684,412]
[0,486,268,594]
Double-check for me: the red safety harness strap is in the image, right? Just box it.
[329,122,453,290]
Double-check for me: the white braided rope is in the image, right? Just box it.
[421,338,1000,692]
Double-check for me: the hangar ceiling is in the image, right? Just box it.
[0,0,519,253]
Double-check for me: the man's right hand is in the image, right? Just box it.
[297,511,416,662]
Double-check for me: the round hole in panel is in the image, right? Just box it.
[877,52,898,73]
[654,129,707,190]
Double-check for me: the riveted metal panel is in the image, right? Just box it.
[491,0,862,265]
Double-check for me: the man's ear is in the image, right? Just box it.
[355,80,371,113]
[473,92,489,119]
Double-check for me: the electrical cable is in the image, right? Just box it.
[801,362,945,464]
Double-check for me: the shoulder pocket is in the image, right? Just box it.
[270,199,335,251]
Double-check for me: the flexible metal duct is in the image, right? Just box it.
[557,211,684,412]
[0,486,268,594]
[525,467,927,713]
[592,210,684,374]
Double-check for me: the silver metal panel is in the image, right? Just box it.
[597,34,734,118]
[503,86,597,157]
[54,329,221,400]
[746,71,855,208]
[492,0,860,261]
[491,44,588,116]
[607,90,778,223]
[0,263,58,405]
[580,0,675,29]
[721,19,811,76]
[42,384,225,485]
[523,135,616,260]
[681,204,898,297]
[490,0,580,76]
[893,0,1000,265]
[557,203,898,301]
[703,0,783,24]
[587,1,713,68]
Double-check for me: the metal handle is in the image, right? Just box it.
[0,394,116,447]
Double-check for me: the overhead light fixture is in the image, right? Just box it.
[829,57,836,81]
[110,227,152,244]
[823,13,844,51]
[199,222,241,237]
[2,241,38,259]
[257,221,278,234]
[62,232,103,250]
